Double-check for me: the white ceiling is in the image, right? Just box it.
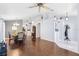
[0,3,78,20]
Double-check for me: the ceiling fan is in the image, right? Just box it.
[28,3,54,12]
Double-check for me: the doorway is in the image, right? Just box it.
[36,23,40,39]
[32,25,36,40]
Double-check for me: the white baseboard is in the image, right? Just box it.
[41,37,79,54]
[56,41,79,54]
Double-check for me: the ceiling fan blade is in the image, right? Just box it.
[28,5,38,8]
[42,6,54,11]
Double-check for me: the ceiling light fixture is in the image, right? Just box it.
[65,12,69,21]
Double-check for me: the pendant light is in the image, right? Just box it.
[65,12,69,21]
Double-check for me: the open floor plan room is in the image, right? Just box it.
[0,3,79,56]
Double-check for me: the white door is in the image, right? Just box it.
[54,20,64,43]
[36,23,40,38]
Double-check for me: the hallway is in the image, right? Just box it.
[7,37,79,56]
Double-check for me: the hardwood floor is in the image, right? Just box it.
[6,37,79,56]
